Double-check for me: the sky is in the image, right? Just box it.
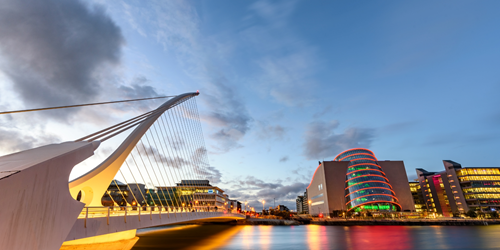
[0,0,499,210]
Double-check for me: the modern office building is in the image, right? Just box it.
[296,196,304,213]
[302,191,309,214]
[101,180,146,206]
[276,205,289,212]
[416,160,500,216]
[307,148,415,216]
[150,180,226,211]
[409,181,427,213]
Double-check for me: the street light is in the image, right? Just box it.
[262,200,265,212]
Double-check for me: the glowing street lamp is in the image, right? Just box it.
[262,200,265,211]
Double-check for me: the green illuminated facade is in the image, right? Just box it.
[334,148,401,212]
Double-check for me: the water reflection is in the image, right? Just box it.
[133,224,500,250]
[132,225,243,250]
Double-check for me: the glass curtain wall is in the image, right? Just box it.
[334,148,401,212]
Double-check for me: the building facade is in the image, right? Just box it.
[307,148,415,216]
[416,160,500,216]
[296,196,304,213]
[151,180,226,211]
[302,191,309,214]
[101,180,146,207]
[409,181,427,213]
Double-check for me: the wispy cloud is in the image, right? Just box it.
[225,175,307,209]
[303,120,375,160]
[111,0,253,153]
[279,156,289,162]
[242,0,319,106]
[256,121,286,141]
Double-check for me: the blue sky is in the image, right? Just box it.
[0,0,499,209]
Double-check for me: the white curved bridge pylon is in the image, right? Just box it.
[69,92,199,207]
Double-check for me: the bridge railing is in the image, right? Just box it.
[78,206,234,227]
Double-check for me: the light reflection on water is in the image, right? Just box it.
[132,224,500,250]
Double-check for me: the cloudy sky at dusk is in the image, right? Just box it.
[0,0,499,209]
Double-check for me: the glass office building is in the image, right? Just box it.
[416,160,500,216]
[334,149,401,212]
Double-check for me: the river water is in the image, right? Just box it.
[132,224,500,250]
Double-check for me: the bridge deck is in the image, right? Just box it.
[65,207,245,241]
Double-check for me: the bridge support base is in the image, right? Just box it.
[60,229,138,250]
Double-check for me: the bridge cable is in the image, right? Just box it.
[129,144,164,208]
[180,98,208,211]
[152,118,184,211]
[125,149,159,207]
[148,124,183,212]
[190,98,213,184]
[136,141,171,211]
[165,111,197,212]
[186,100,208,183]
[76,110,155,141]
[112,180,129,206]
[0,95,176,115]
[160,110,192,212]
[177,99,207,211]
[120,161,151,208]
[118,169,143,208]
[170,106,200,213]
[188,98,216,211]
[194,98,213,178]
[156,114,190,212]
[156,113,189,212]
[174,100,204,213]
[142,134,174,212]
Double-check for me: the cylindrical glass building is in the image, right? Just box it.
[334,148,401,212]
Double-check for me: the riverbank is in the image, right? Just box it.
[235,218,302,225]
[311,218,500,226]
[227,218,500,226]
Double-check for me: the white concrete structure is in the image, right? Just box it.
[0,92,245,250]
[0,141,99,250]
[69,92,199,207]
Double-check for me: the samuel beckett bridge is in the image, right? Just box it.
[0,92,244,250]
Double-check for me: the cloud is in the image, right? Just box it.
[110,1,253,153]
[0,0,172,157]
[134,144,190,169]
[202,80,252,153]
[256,49,318,106]
[196,165,222,184]
[225,175,307,210]
[0,0,124,110]
[0,126,60,153]
[313,105,335,119]
[242,0,319,106]
[250,0,298,28]
[303,120,375,160]
[279,156,289,162]
[256,121,286,141]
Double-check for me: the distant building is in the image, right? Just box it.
[416,160,500,216]
[101,180,147,207]
[151,180,226,211]
[296,196,304,213]
[101,180,129,206]
[276,205,289,212]
[409,181,427,214]
[307,148,415,216]
[302,191,309,214]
